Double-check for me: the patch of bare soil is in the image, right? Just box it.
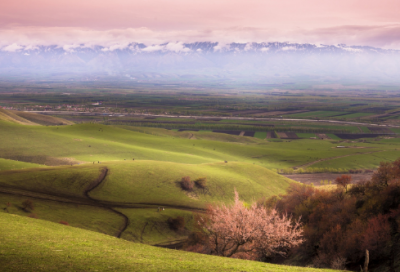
[0,154,84,166]
[276,132,287,138]
[239,131,245,136]
[266,131,276,139]
[185,191,199,200]
[283,173,373,186]
[317,134,330,140]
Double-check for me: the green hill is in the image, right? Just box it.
[10,110,74,125]
[0,108,38,125]
[1,121,398,170]
[0,108,73,126]
[0,212,339,272]
[1,118,400,253]
[0,160,292,245]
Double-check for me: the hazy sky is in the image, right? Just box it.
[1,0,400,48]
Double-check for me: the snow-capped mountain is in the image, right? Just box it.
[1,42,399,83]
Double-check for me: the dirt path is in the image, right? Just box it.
[0,186,94,206]
[188,133,196,140]
[84,167,129,238]
[0,167,205,239]
[293,150,385,169]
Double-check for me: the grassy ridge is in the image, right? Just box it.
[0,108,38,125]
[10,110,74,125]
[0,108,74,126]
[0,213,339,272]
[0,193,123,236]
[0,158,45,171]
[0,161,292,208]
[0,160,293,245]
[90,161,292,207]
[1,121,399,170]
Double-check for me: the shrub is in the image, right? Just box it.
[195,177,207,188]
[22,199,34,212]
[168,216,185,231]
[181,176,194,191]
[28,213,38,219]
[59,221,69,225]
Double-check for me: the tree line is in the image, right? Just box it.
[184,159,400,271]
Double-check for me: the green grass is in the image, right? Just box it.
[1,121,398,170]
[0,193,123,236]
[0,165,101,199]
[254,131,267,139]
[337,112,374,119]
[296,133,316,138]
[360,127,371,133]
[311,150,400,169]
[117,208,194,245]
[0,160,293,246]
[283,111,347,118]
[0,158,45,171]
[0,213,339,272]
[326,134,341,140]
[89,161,293,208]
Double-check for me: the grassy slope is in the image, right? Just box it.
[0,158,45,171]
[0,160,292,245]
[0,165,100,199]
[10,110,74,125]
[1,120,399,248]
[90,161,292,207]
[117,208,194,245]
[1,121,398,170]
[0,193,123,236]
[0,108,38,125]
[0,213,338,272]
[0,161,291,207]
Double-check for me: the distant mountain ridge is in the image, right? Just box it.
[2,42,398,54]
[1,42,400,84]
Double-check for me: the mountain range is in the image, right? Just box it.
[1,42,400,84]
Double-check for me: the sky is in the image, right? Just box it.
[1,0,400,49]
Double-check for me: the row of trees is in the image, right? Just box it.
[265,160,400,269]
[105,121,351,134]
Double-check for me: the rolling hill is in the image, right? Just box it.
[0,212,339,272]
[0,108,74,126]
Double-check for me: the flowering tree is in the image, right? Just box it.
[199,191,303,259]
[335,175,352,192]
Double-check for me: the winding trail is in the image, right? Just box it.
[0,167,205,239]
[83,167,129,238]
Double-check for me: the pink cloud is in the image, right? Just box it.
[0,0,400,49]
